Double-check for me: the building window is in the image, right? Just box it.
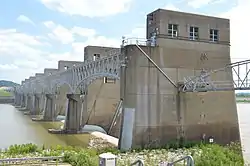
[93,54,100,61]
[168,24,178,37]
[189,26,199,40]
[104,77,116,84]
[210,29,218,42]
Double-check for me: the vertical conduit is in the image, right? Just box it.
[108,99,123,134]
[135,44,177,88]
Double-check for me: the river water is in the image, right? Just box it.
[0,104,249,161]
[0,104,90,149]
[237,103,250,162]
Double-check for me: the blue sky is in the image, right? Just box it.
[0,0,249,83]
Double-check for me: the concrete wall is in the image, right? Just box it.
[84,46,120,62]
[58,61,83,71]
[180,91,239,144]
[54,78,120,138]
[122,44,239,148]
[147,9,230,44]
[35,73,44,77]
[44,68,58,76]
[82,79,120,137]
[56,85,71,116]
[30,76,35,80]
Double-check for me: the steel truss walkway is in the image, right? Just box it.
[181,59,250,92]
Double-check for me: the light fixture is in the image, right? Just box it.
[208,136,214,143]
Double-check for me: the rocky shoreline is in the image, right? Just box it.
[87,133,200,165]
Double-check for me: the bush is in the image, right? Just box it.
[0,142,245,166]
[6,143,38,155]
[63,150,98,166]
[194,142,244,166]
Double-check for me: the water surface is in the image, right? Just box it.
[0,104,89,148]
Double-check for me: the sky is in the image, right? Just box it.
[0,0,249,84]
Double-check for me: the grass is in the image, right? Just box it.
[236,99,250,103]
[0,88,12,97]
[0,141,245,166]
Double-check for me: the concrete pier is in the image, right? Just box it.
[32,94,57,121]
[30,93,41,115]
[43,94,56,121]
[24,94,28,109]
[14,93,21,106]
[39,94,45,113]
[64,94,82,132]
[48,94,83,134]
[21,94,26,108]
[26,94,33,111]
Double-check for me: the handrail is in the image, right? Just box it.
[130,155,194,166]
[130,159,144,166]
[135,44,178,88]
[165,155,194,166]
[0,156,63,163]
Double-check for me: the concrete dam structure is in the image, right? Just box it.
[13,9,250,149]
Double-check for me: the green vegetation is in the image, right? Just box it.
[0,88,12,96]
[236,93,250,98]
[0,80,19,87]
[0,141,245,166]
[236,99,250,103]
[235,92,250,103]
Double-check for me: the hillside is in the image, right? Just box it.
[0,80,19,87]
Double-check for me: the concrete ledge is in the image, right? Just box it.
[17,107,28,111]
[32,118,59,122]
[89,131,118,147]
[48,129,82,134]
[24,111,31,115]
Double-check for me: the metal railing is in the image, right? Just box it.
[164,155,195,166]
[130,155,194,166]
[0,156,63,164]
[130,159,144,166]
[123,38,149,46]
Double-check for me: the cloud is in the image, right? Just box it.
[39,0,133,18]
[0,28,55,82]
[71,27,96,37]
[44,21,74,44]
[164,4,181,11]
[0,20,122,83]
[0,64,18,71]
[43,20,120,48]
[1,1,249,84]
[219,0,250,62]
[185,0,227,8]
[43,21,102,44]
[16,15,35,25]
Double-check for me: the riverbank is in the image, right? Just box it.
[0,89,12,97]
[236,97,250,103]
[0,140,244,166]
[237,99,250,103]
